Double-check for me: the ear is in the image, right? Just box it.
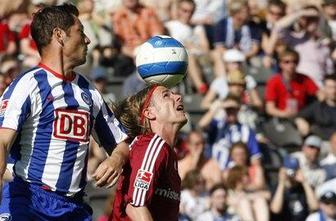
[53,28,65,47]
[143,106,156,121]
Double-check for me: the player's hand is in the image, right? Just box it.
[92,157,123,188]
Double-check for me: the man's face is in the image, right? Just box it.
[63,18,90,66]
[323,3,336,19]
[321,202,336,218]
[233,6,249,27]
[187,132,204,153]
[149,86,187,127]
[324,79,336,102]
[211,188,227,212]
[231,146,248,166]
[178,1,195,23]
[279,55,298,75]
[267,4,285,23]
[303,145,320,163]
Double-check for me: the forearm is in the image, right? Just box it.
[266,103,287,118]
[270,182,285,213]
[109,141,129,165]
[302,182,319,211]
[198,109,216,128]
[126,204,154,221]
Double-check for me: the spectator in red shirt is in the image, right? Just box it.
[18,3,44,67]
[110,84,188,221]
[0,20,16,56]
[265,48,318,119]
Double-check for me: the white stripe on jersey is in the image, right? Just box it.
[241,125,249,143]
[132,135,165,206]
[69,143,88,193]
[14,69,41,184]
[132,134,159,205]
[40,73,68,189]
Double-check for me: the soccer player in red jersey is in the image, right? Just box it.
[110,84,187,221]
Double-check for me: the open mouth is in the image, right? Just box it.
[176,104,184,112]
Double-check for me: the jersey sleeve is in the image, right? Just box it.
[265,76,278,102]
[0,74,32,131]
[128,137,169,207]
[91,90,128,154]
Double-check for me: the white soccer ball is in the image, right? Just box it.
[135,35,188,88]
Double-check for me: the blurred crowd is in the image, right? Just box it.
[2,0,336,220]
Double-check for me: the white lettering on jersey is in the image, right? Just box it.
[53,109,89,142]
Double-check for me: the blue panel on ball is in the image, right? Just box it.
[147,36,184,48]
[138,61,187,78]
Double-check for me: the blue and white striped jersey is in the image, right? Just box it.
[208,120,261,170]
[0,64,128,195]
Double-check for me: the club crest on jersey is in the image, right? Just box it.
[54,109,90,142]
[134,170,153,190]
[0,213,12,221]
[81,92,92,106]
[0,100,9,117]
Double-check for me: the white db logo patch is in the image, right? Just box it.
[53,109,89,142]
[0,213,11,221]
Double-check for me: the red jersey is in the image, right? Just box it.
[0,22,15,52]
[265,73,318,111]
[111,133,181,221]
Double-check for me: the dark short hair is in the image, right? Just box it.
[279,47,300,62]
[268,0,287,12]
[31,3,79,53]
[209,183,227,195]
[324,74,336,83]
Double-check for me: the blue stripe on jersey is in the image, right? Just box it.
[55,82,80,192]
[10,97,31,165]
[77,75,93,189]
[28,70,54,182]
[94,107,117,153]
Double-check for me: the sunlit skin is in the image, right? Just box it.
[149,86,187,127]
[320,202,336,219]
[62,18,90,68]
[231,146,248,166]
[211,188,228,213]
[324,79,336,104]
[279,55,298,78]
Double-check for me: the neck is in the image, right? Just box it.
[151,123,179,147]
[282,71,294,80]
[40,48,74,78]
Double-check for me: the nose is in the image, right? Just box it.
[174,93,182,103]
[85,35,91,45]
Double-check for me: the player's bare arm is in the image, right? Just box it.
[93,141,129,188]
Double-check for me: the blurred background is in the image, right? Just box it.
[2,0,336,220]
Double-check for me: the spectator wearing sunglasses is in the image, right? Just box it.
[265,48,318,119]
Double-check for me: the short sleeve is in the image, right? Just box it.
[128,137,169,207]
[247,129,261,159]
[92,99,128,154]
[304,76,318,96]
[265,76,278,102]
[0,74,32,131]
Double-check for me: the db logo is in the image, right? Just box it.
[53,109,89,142]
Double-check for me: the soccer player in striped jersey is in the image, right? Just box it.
[0,4,129,220]
[111,84,187,221]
